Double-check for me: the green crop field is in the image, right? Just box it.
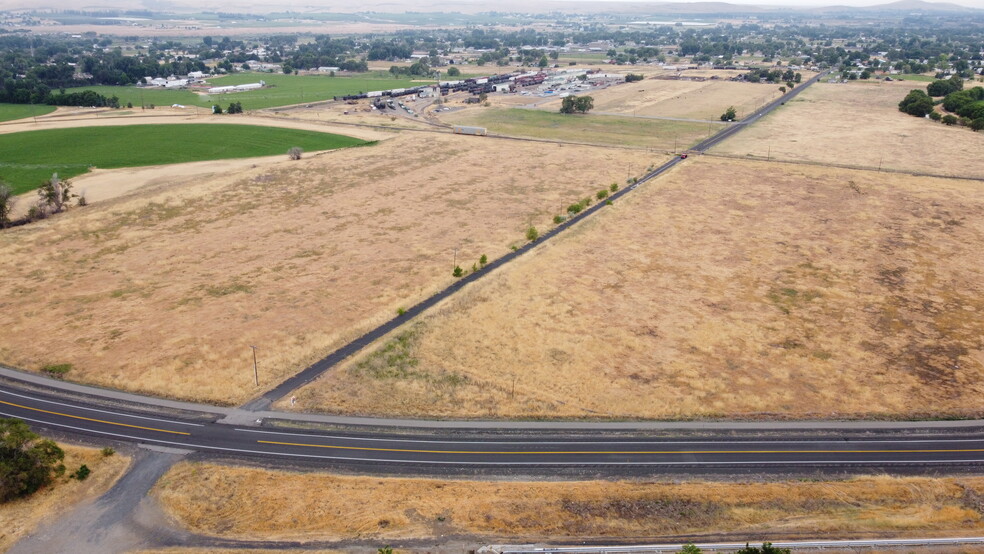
[0,103,57,123]
[0,124,366,194]
[443,107,709,150]
[65,73,418,112]
[895,74,937,82]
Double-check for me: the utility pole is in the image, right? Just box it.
[452,248,457,273]
[249,345,259,386]
[767,144,771,162]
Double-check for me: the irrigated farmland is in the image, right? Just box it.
[286,156,984,420]
[712,81,984,179]
[0,132,658,404]
[0,124,366,194]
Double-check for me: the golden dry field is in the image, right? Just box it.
[713,81,984,178]
[156,463,984,543]
[0,132,658,404]
[286,156,984,419]
[530,75,787,121]
[0,443,130,550]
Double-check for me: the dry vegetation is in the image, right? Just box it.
[531,74,786,121]
[156,462,984,543]
[287,156,984,419]
[0,443,130,550]
[0,131,657,404]
[712,80,984,178]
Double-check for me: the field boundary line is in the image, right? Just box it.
[704,152,984,182]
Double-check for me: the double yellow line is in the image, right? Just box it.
[0,399,190,435]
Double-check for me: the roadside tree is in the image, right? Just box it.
[0,418,65,503]
[720,106,737,121]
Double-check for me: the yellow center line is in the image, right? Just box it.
[256,440,984,456]
[0,399,191,436]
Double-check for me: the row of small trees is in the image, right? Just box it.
[449,181,625,279]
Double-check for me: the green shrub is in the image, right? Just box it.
[526,226,539,242]
[479,254,488,266]
[396,307,406,316]
[452,265,463,278]
[553,214,566,224]
[610,182,619,192]
[596,189,608,200]
[41,364,72,378]
[566,203,582,215]
[101,447,115,457]
[71,464,91,481]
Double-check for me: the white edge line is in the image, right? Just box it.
[231,427,984,446]
[0,389,204,427]
[7,412,984,467]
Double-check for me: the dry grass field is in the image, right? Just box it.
[287,156,984,419]
[530,76,786,121]
[712,81,984,178]
[0,443,130,550]
[0,132,658,404]
[440,107,709,150]
[156,463,984,543]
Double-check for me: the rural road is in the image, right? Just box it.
[12,69,976,477]
[3,373,984,474]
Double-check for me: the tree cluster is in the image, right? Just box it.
[560,95,594,114]
[0,418,66,503]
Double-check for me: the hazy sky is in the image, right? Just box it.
[570,0,984,7]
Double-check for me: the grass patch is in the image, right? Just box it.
[66,73,417,112]
[443,107,707,149]
[895,74,937,82]
[41,363,72,377]
[353,324,468,388]
[0,103,56,123]
[0,124,367,194]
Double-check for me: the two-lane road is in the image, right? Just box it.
[4,387,984,473]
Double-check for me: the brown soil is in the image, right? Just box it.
[0,132,655,405]
[155,463,984,544]
[285,156,984,420]
[712,80,984,179]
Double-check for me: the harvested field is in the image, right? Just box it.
[156,463,984,543]
[0,442,130,550]
[531,77,785,121]
[441,107,709,149]
[712,81,984,179]
[0,132,658,404]
[287,156,984,419]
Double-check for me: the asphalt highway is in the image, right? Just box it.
[3,386,984,472]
